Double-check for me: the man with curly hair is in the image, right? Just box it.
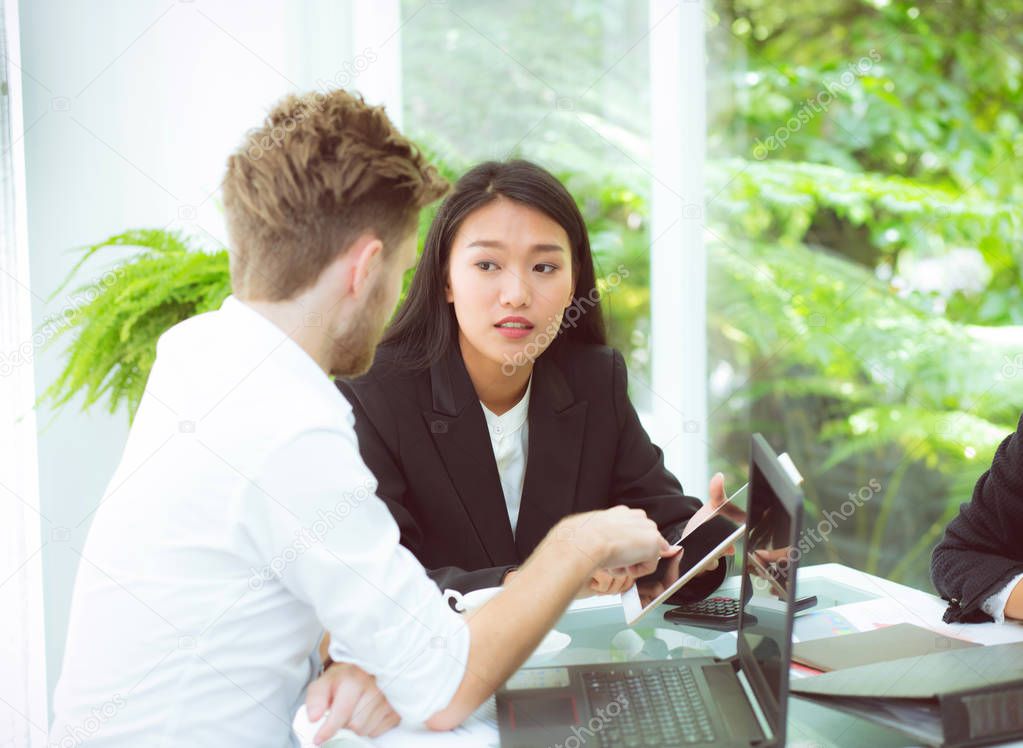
[50,89,672,746]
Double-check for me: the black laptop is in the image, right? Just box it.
[497,434,804,748]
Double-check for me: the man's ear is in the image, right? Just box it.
[350,234,385,298]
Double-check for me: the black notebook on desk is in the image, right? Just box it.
[790,641,1023,747]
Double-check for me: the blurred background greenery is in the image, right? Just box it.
[47,0,1023,591]
[708,0,1023,586]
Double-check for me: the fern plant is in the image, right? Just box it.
[41,230,230,421]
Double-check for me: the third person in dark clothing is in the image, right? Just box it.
[932,413,1023,623]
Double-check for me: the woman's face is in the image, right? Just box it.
[446,198,575,374]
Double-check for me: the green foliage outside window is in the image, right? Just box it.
[703,0,1023,587]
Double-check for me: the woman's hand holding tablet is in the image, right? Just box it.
[681,471,749,542]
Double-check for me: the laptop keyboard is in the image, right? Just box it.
[582,665,716,746]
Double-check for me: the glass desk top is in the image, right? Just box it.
[522,572,919,747]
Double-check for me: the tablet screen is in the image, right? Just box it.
[635,514,743,608]
[622,483,748,624]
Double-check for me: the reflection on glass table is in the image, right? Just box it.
[530,565,920,748]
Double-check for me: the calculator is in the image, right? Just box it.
[666,594,818,631]
[665,596,742,629]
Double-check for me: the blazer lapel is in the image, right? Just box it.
[515,353,588,557]
[422,346,518,566]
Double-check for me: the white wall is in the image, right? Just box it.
[16,0,400,714]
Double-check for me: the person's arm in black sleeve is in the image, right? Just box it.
[932,413,1023,623]
[607,350,726,603]
[337,379,514,596]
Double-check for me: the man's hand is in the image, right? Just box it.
[633,473,740,606]
[580,568,638,597]
[556,505,672,578]
[510,550,641,598]
[306,662,400,744]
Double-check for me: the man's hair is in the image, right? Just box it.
[222,90,449,301]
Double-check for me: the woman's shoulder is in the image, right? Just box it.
[549,340,624,388]
[553,339,618,361]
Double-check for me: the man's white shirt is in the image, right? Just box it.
[51,296,469,747]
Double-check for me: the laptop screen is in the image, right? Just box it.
[736,434,804,739]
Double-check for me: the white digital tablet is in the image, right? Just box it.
[621,483,747,625]
[621,453,802,625]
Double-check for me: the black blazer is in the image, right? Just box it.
[932,412,1023,622]
[337,340,725,599]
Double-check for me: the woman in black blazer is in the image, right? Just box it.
[338,160,728,600]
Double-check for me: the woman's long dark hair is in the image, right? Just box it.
[382,159,607,369]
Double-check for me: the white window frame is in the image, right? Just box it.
[646,0,708,494]
[1,0,49,743]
